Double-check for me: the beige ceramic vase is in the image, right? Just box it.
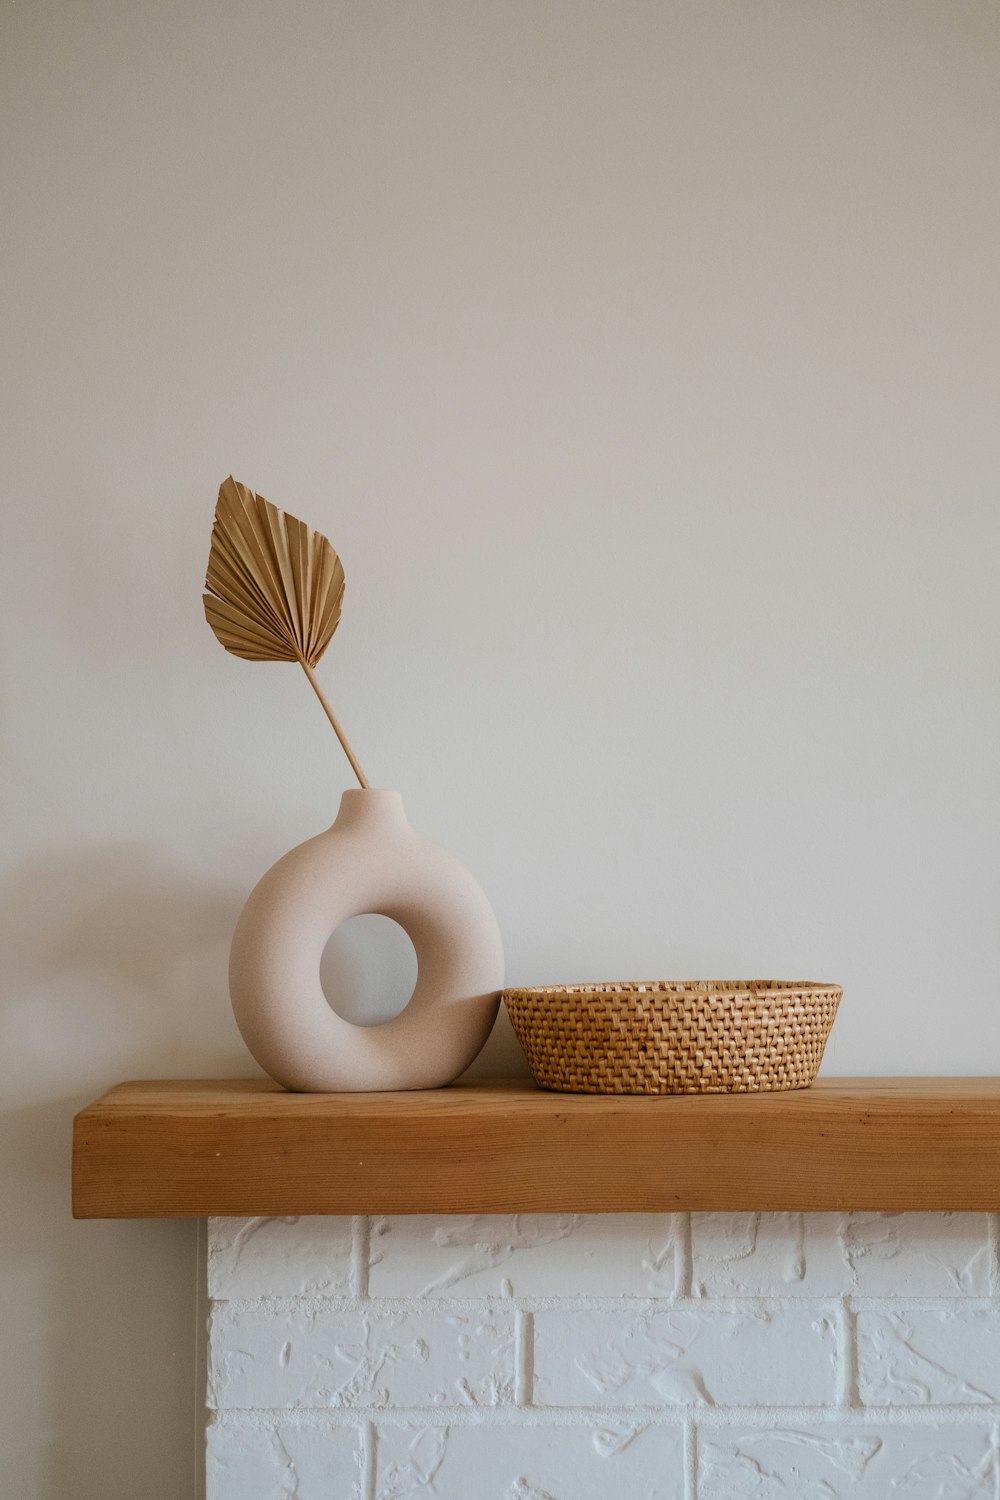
[229,789,504,1091]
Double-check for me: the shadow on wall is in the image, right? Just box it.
[0,845,248,1500]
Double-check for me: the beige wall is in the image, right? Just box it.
[3,1,999,1494]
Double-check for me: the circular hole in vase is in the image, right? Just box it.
[319,913,418,1027]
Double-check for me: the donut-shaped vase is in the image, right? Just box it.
[229,789,504,1091]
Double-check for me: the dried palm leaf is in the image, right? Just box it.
[204,476,369,787]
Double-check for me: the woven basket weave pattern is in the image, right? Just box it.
[503,980,841,1095]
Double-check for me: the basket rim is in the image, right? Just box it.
[503,979,841,1000]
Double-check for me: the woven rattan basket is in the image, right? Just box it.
[503,980,841,1094]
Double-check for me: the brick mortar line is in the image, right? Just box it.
[989,1215,1000,1297]
[836,1297,860,1408]
[208,1405,1000,1429]
[210,1293,1000,1314]
[675,1212,693,1298]
[515,1309,534,1406]
[351,1216,371,1298]
[684,1419,697,1500]
[362,1419,376,1500]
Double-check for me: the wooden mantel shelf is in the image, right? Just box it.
[72,1077,1000,1219]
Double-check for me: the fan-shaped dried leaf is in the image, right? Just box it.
[204,477,345,666]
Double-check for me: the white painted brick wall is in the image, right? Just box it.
[207,1212,1000,1499]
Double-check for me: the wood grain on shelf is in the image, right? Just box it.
[72,1077,1000,1218]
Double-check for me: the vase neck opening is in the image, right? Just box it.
[333,788,410,836]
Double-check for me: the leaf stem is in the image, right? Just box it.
[300,661,370,789]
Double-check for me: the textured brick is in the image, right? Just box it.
[208,1215,355,1298]
[698,1423,997,1499]
[858,1307,1000,1405]
[369,1213,679,1298]
[375,1420,684,1499]
[207,1421,363,1500]
[209,1303,515,1410]
[204,1213,1000,1500]
[533,1305,837,1407]
[691,1212,990,1298]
